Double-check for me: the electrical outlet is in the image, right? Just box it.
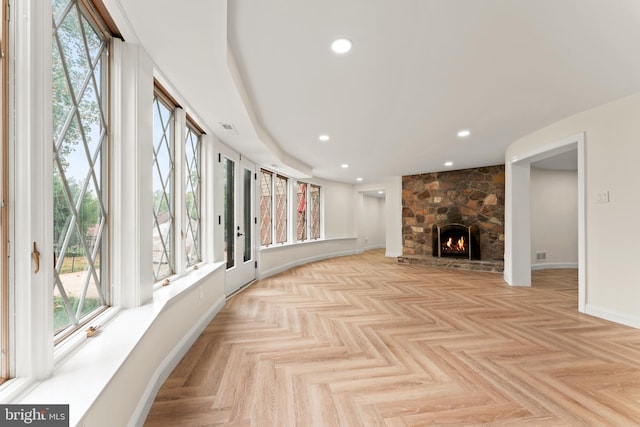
[595,191,610,203]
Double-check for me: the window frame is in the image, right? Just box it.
[0,0,8,383]
[274,174,288,244]
[151,85,177,282]
[184,118,202,267]
[308,184,321,240]
[260,170,323,248]
[296,181,307,242]
[259,169,273,246]
[51,0,112,343]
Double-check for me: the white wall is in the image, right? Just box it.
[360,195,386,250]
[530,168,578,269]
[321,179,356,239]
[506,92,640,327]
[355,176,403,257]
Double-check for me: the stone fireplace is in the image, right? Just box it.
[399,165,505,272]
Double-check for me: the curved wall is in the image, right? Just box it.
[530,167,578,269]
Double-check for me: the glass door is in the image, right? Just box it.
[222,149,255,296]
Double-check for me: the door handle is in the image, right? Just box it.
[32,242,40,274]
[237,231,244,237]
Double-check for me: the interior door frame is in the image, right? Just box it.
[505,132,585,312]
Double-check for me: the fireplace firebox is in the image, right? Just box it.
[432,224,480,260]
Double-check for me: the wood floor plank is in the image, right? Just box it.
[144,250,640,426]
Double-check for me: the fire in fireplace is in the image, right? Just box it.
[432,224,481,260]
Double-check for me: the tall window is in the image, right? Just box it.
[296,182,307,241]
[152,91,175,281]
[52,0,109,337]
[309,184,321,239]
[275,175,288,244]
[1,0,7,380]
[223,157,235,268]
[296,182,320,241]
[260,169,272,246]
[184,122,201,266]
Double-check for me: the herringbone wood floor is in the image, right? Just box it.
[144,250,640,426]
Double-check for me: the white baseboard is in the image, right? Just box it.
[531,262,578,271]
[129,295,226,427]
[585,304,640,330]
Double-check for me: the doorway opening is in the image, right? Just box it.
[505,132,585,312]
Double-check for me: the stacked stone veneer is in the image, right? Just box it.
[402,165,505,261]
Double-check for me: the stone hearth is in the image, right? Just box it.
[399,165,505,272]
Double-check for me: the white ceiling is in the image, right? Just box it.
[110,0,640,183]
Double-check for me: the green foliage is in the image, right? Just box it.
[53,0,105,266]
[54,294,101,332]
[54,173,101,259]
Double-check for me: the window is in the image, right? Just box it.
[152,90,176,281]
[275,175,288,244]
[1,0,7,381]
[296,182,307,241]
[184,122,201,267]
[260,169,272,246]
[242,168,252,262]
[223,157,235,268]
[52,0,110,338]
[296,182,320,241]
[260,170,321,246]
[309,184,321,239]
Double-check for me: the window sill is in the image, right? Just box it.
[2,261,225,426]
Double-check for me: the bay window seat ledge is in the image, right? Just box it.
[12,261,226,427]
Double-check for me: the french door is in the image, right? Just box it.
[222,149,256,296]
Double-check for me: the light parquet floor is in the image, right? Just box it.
[144,250,640,426]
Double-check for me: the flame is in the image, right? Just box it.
[443,235,466,253]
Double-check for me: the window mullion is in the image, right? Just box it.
[109,39,154,307]
[13,0,55,378]
[173,108,186,275]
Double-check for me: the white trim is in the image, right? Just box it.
[110,40,155,308]
[505,132,586,310]
[586,304,640,330]
[128,295,225,427]
[17,262,225,426]
[531,263,579,271]
[174,107,187,275]
[11,0,54,380]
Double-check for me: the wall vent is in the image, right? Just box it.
[219,122,238,135]
[536,251,547,262]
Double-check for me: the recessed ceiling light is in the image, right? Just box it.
[318,134,330,142]
[331,38,352,54]
[356,177,363,182]
[457,129,471,138]
[378,191,384,195]
[341,164,349,169]
[444,161,454,167]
